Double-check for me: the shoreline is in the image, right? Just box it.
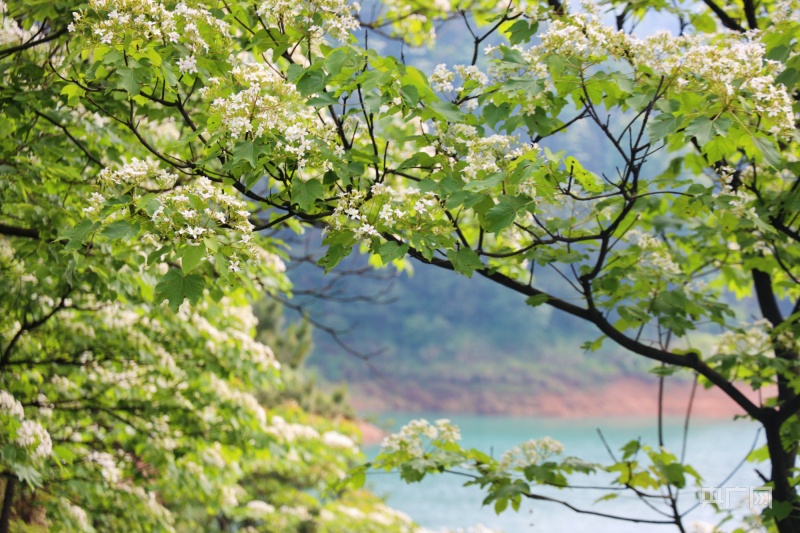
[348,377,768,420]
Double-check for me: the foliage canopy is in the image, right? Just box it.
[1,0,800,530]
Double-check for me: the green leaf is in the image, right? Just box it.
[307,93,339,107]
[101,219,140,240]
[483,202,517,232]
[147,245,170,265]
[324,48,350,75]
[295,70,327,97]
[155,270,205,311]
[427,100,466,122]
[62,218,100,252]
[233,140,258,169]
[525,294,548,307]
[179,243,206,273]
[501,77,544,94]
[648,113,681,141]
[751,135,781,168]
[482,197,530,233]
[506,20,539,46]
[463,173,504,192]
[565,156,602,193]
[483,102,511,129]
[620,439,641,460]
[317,243,351,272]
[377,241,408,264]
[446,247,483,277]
[594,493,619,503]
[60,84,85,103]
[116,67,147,96]
[291,178,324,211]
[685,117,715,145]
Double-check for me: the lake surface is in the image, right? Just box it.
[362,413,768,532]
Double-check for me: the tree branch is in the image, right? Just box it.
[0,27,67,58]
[701,0,745,32]
[753,268,784,327]
[0,223,39,240]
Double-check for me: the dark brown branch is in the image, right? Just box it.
[0,27,67,58]
[742,0,758,29]
[522,490,676,525]
[0,223,39,240]
[753,268,784,327]
[701,0,746,32]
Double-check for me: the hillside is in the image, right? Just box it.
[285,243,691,415]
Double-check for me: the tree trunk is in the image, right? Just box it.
[0,477,15,533]
[766,422,800,533]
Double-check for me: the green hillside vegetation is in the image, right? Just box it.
[292,250,653,409]
[253,299,355,420]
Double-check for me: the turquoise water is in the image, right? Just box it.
[363,413,767,532]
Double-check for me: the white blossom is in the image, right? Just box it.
[0,390,24,420]
[16,420,53,460]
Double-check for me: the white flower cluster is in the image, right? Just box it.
[94,160,257,267]
[0,389,24,420]
[436,124,529,182]
[380,418,461,457]
[712,319,796,359]
[430,64,489,110]
[627,230,682,277]
[508,0,539,18]
[98,158,178,191]
[154,176,255,253]
[86,358,146,391]
[255,0,360,42]
[0,236,13,263]
[321,503,414,528]
[498,436,564,471]
[73,0,230,55]
[65,503,91,532]
[82,192,107,217]
[266,415,320,441]
[176,55,197,74]
[209,374,267,426]
[772,0,800,23]
[539,14,627,59]
[38,393,54,418]
[204,318,277,370]
[0,7,31,47]
[86,450,122,483]
[246,500,275,516]
[119,485,174,524]
[431,64,455,93]
[16,419,54,460]
[634,34,793,136]
[713,167,760,222]
[368,504,413,527]
[487,13,794,136]
[454,65,489,88]
[338,506,365,519]
[321,430,357,450]
[221,484,245,508]
[200,442,227,469]
[329,184,448,243]
[201,62,338,173]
